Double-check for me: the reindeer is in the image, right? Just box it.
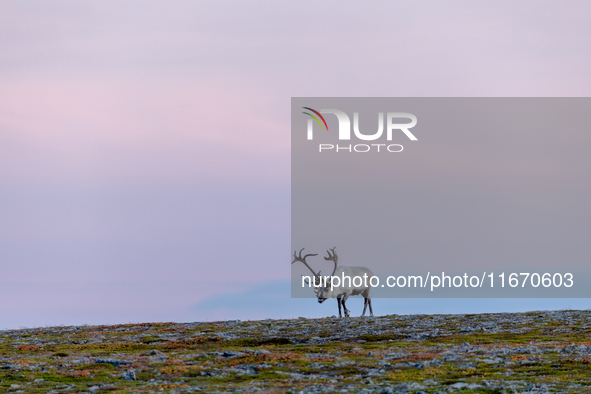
[292,247,374,318]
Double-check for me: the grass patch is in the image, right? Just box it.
[359,333,407,342]
[224,337,292,347]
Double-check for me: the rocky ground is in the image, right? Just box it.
[2,310,591,393]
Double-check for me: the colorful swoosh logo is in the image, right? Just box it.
[302,107,329,131]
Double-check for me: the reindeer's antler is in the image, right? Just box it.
[324,247,338,277]
[292,248,319,276]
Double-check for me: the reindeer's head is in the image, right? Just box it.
[292,248,340,303]
[317,247,339,303]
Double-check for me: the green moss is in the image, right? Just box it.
[209,370,289,384]
[223,337,292,347]
[359,333,407,342]
[140,335,164,344]
[34,372,92,383]
[76,363,115,371]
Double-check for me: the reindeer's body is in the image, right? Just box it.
[317,265,374,318]
[318,266,374,299]
[292,248,374,318]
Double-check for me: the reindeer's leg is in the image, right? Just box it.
[362,298,368,317]
[342,295,350,317]
[368,297,374,317]
[337,297,342,318]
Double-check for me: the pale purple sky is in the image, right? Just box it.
[1,1,591,328]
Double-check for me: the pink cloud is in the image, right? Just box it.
[0,74,288,185]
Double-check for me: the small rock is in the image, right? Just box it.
[222,350,246,357]
[143,349,166,357]
[392,383,409,390]
[95,358,130,367]
[121,369,136,381]
[450,382,468,389]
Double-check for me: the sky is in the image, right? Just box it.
[1,1,591,329]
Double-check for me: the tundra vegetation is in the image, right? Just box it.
[1,310,591,393]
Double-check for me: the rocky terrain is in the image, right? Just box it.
[2,310,591,393]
